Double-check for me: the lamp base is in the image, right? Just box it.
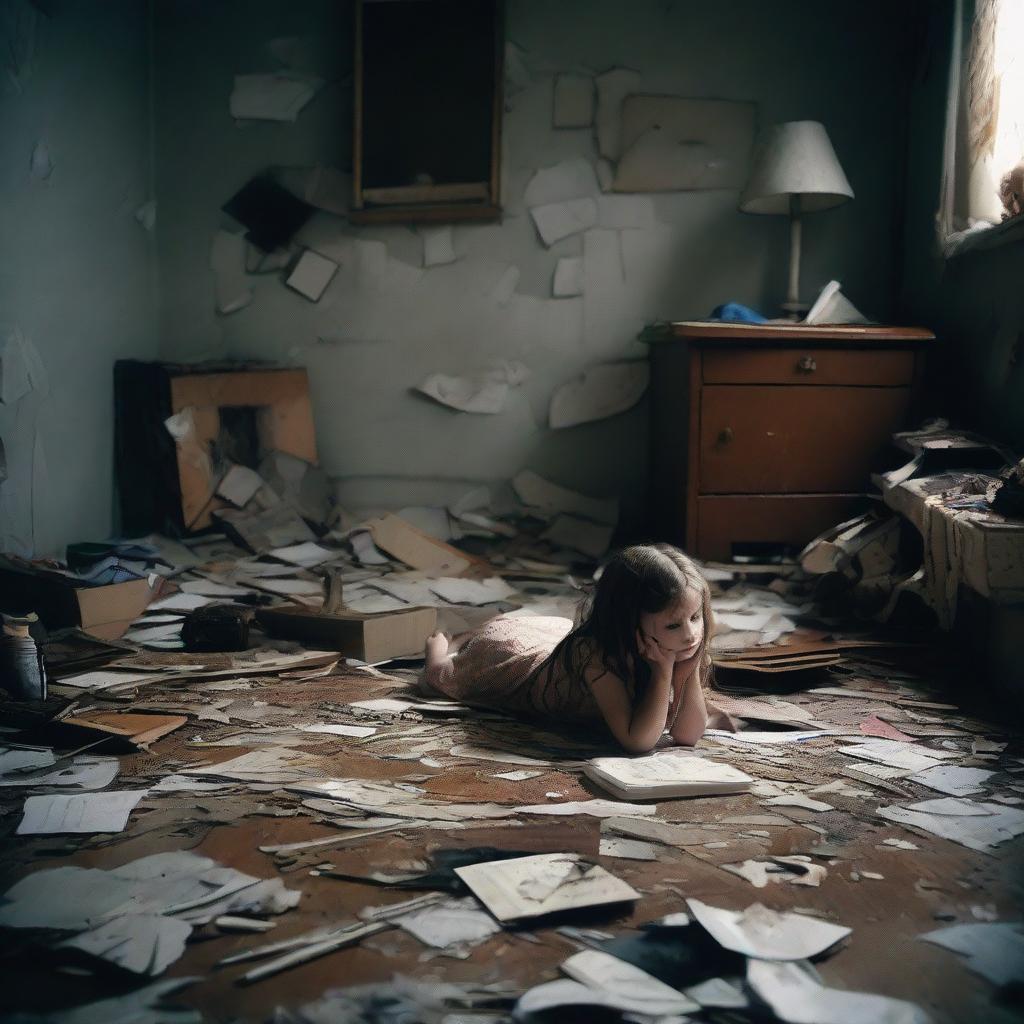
[780,300,810,321]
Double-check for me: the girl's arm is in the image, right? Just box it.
[585,634,675,753]
[668,658,709,746]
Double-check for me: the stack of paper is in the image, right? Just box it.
[584,753,752,800]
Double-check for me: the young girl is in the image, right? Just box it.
[419,543,718,753]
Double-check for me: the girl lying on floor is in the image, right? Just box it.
[419,543,733,753]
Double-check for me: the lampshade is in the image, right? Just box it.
[740,121,853,214]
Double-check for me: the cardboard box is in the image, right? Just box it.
[0,565,155,640]
[256,604,437,663]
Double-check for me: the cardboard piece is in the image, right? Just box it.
[257,604,437,663]
[56,712,187,751]
[364,513,481,575]
[0,563,155,640]
[168,368,317,531]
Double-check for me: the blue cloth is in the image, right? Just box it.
[710,302,767,324]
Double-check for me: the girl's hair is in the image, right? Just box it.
[536,543,715,711]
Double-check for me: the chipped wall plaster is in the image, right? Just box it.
[154,0,917,532]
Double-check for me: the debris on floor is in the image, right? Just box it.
[1,495,1022,1023]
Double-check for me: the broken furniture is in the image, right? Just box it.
[874,428,1024,702]
[0,556,156,640]
[256,572,437,663]
[114,362,318,536]
[646,321,935,560]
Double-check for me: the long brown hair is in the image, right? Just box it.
[535,543,715,711]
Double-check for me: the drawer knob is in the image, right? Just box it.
[717,427,734,445]
[796,355,817,373]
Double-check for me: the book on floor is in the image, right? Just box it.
[583,753,753,800]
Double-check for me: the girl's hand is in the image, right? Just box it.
[636,629,676,674]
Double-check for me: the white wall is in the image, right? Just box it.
[154,0,916,534]
[0,0,156,556]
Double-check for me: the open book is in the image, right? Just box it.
[584,753,753,801]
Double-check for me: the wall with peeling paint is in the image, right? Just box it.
[153,0,917,535]
[0,1,156,556]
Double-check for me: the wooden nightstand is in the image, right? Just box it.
[645,322,936,561]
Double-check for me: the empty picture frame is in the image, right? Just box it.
[353,0,503,223]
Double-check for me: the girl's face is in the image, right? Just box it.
[639,587,705,663]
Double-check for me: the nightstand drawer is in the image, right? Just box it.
[700,384,910,493]
[703,348,914,386]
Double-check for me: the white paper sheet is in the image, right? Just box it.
[59,913,192,976]
[524,157,599,207]
[877,799,1024,853]
[267,541,336,568]
[920,922,1024,986]
[286,249,338,301]
[686,899,851,961]
[512,470,618,525]
[549,362,649,429]
[514,799,657,818]
[908,765,993,797]
[299,723,377,738]
[747,959,932,1024]
[562,949,700,1016]
[60,670,161,691]
[552,257,584,298]
[420,225,457,267]
[541,514,613,558]
[0,755,119,790]
[455,853,638,922]
[17,790,147,834]
[230,72,323,121]
[530,198,598,246]
[594,67,642,159]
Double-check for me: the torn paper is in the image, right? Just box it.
[513,470,618,525]
[17,790,147,834]
[687,899,851,961]
[286,249,338,301]
[595,67,642,160]
[524,157,599,207]
[210,230,252,314]
[230,72,324,122]
[553,257,584,298]
[530,197,598,246]
[549,362,649,429]
[420,225,457,267]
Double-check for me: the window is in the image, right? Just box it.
[964,0,1024,225]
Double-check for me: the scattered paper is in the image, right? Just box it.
[920,922,1024,987]
[747,959,932,1024]
[687,899,851,961]
[513,470,618,525]
[59,914,192,976]
[286,249,338,301]
[541,514,613,558]
[549,362,649,429]
[395,895,501,950]
[908,765,993,797]
[514,799,657,818]
[16,790,147,834]
[562,949,699,1016]
[530,197,598,246]
[230,72,323,121]
[552,257,584,298]
[877,799,1024,853]
[299,723,377,738]
[455,853,638,922]
[216,465,266,507]
[598,836,661,860]
[0,756,120,790]
[420,225,456,267]
[267,541,336,567]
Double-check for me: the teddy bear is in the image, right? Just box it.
[999,158,1024,221]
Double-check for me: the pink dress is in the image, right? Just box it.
[418,614,601,722]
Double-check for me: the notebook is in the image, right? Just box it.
[584,753,753,801]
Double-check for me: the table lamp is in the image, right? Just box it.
[740,121,853,319]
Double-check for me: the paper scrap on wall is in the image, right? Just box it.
[549,362,649,428]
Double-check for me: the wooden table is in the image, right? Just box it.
[645,321,935,560]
